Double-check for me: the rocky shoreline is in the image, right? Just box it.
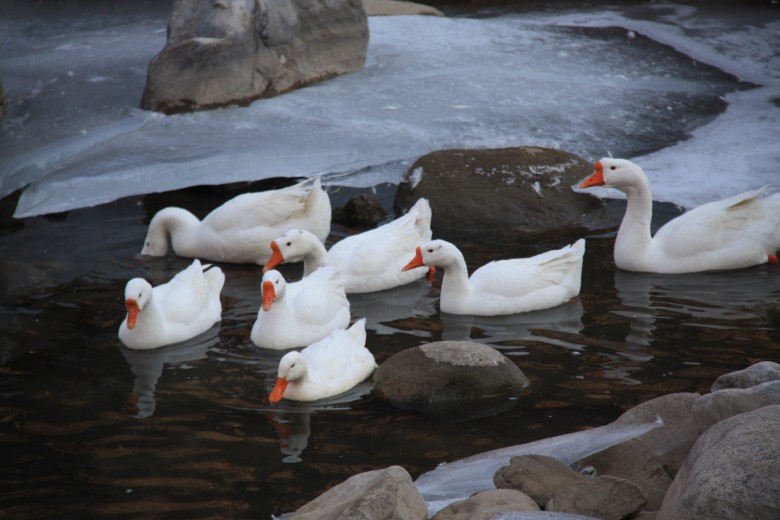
[278,361,780,519]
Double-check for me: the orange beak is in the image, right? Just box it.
[269,377,289,403]
[125,299,140,329]
[261,281,276,311]
[402,247,425,272]
[580,161,605,189]
[263,241,284,272]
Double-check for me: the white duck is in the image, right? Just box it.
[580,158,780,273]
[140,177,331,265]
[263,198,434,293]
[402,239,585,316]
[251,266,350,350]
[268,319,376,403]
[118,259,224,350]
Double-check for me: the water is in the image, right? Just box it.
[1,182,779,518]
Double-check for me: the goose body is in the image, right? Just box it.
[403,239,585,316]
[140,177,331,265]
[251,266,350,350]
[580,158,780,273]
[264,198,433,293]
[118,259,224,350]
[268,319,376,403]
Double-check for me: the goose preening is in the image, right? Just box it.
[118,259,224,350]
[140,177,331,264]
[268,319,376,403]
[403,239,585,316]
[580,158,780,273]
[251,266,350,350]
[264,198,434,293]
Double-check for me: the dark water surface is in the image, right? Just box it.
[1,182,779,519]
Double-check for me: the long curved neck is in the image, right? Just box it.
[134,297,166,339]
[439,250,473,303]
[152,207,201,255]
[614,179,654,267]
[303,240,329,276]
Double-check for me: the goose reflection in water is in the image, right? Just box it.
[119,329,219,418]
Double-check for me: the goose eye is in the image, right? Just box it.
[610,165,616,170]
[286,242,292,247]
[146,241,150,247]
[428,248,434,253]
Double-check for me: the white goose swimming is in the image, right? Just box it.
[251,266,350,350]
[580,158,780,273]
[402,239,585,316]
[268,319,376,403]
[140,177,330,265]
[263,198,434,293]
[118,259,224,350]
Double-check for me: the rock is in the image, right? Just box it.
[289,465,427,520]
[363,0,443,16]
[573,393,705,510]
[0,76,8,123]
[431,489,540,520]
[141,0,369,114]
[693,380,780,426]
[0,260,55,297]
[546,475,647,520]
[344,193,387,226]
[393,147,608,242]
[373,341,530,421]
[711,361,780,391]
[493,454,586,508]
[657,405,780,520]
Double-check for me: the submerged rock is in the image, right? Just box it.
[393,147,610,242]
[141,0,369,113]
[373,341,529,421]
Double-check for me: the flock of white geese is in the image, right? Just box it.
[117,158,780,403]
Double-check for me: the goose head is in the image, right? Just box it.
[269,351,307,403]
[580,158,649,193]
[260,269,287,311]
[124,278,152,329]
[264,229,315,272]
[403,240,458,271]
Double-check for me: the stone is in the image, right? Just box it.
[711,361,780,391]
[0,260,55,297]
[657,405,780,520]
[693,380,780,429]
[344,193,387,226]
[393,147,609,242]
[141,0,369,114]
[431,489,539,520]
[573,393,705,510]
[493,454,586,508]
[0,76,8,123]
[546,475,647,520]
[362,0,443,16]
[289,465,427,520]
[373,341,530,421]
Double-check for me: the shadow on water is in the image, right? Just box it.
[0,184,779,518]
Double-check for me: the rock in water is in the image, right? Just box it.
[141,0,369,113]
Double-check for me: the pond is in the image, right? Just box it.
[1,181,778,518]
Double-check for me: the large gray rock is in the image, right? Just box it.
[393,147,608,241]
[694,380,780,425]
[546,475,647,520]
[573,393,705,510]
[657,405,780,520]
[289,465,427,520]
[141,0,369,114]
[493,454,586,508]
[373,341,530,421]
[431,489,540,520]
[711,361,780,391]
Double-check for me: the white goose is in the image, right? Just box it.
[140,177,331,265]
[580,158,780,273]
[402,239,585,316]
[268,319,376,403]
[118,259,224,350]
[263,198,434,293]
[251,266,350,350]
